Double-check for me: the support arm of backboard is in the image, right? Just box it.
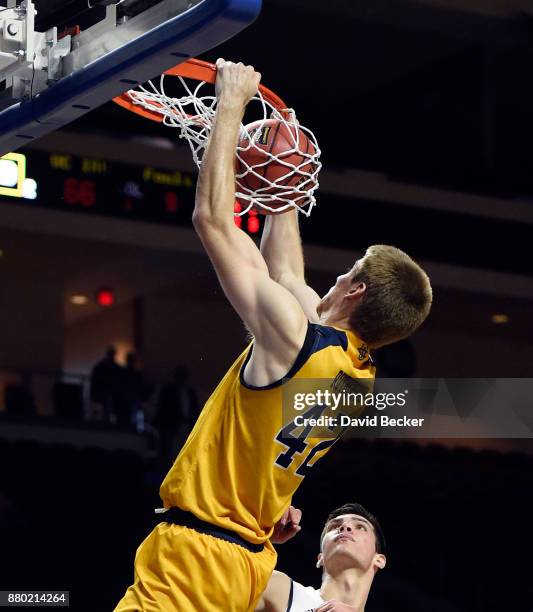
[0,0,261,155]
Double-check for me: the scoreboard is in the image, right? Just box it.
[0,151,262,235]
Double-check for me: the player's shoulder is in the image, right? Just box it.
[270,569,291,588]
[257,571,291,611]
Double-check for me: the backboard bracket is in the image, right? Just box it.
[0,0,261,155]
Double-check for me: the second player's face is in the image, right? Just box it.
[321,513,377,571]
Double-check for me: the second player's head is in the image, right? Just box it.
[317,502,386,576]
[317,244,432,348]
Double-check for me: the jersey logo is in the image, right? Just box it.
[357,343,369,362]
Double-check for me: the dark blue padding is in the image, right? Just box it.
[0,0,262,155]
[312,323,348,353]
[240,323,349,391]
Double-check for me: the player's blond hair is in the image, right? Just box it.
[348,245,432,348]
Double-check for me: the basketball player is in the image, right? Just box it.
[115,60,431,611]
[256,503,386,612]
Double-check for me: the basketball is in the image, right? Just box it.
[235,118,318,214]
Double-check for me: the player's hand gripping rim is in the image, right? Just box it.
[215,58,261,108]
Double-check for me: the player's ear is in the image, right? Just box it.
[373,553,386,570]
[316,553,323,569]
[345,282,366,300]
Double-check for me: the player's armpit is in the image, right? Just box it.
[275,271,321,323]
[255,571,292,612]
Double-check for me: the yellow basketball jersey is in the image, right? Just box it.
[160,323,375,545]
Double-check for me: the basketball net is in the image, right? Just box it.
[115,60,321,216]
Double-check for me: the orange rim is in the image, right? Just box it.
[113,58,289,123]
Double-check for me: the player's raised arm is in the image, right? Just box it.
[261,211,321,322]
[192,59,260,231]
[192,60,308,376]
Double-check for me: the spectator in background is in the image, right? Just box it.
[90,347,122,424]
[153,367,199,467]
[122,352,146,431]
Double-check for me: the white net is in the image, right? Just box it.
[124,74,322,216]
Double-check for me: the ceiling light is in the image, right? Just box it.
[491,314,509,325]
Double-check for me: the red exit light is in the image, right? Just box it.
[96,288,114,307]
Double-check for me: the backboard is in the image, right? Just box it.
[0,0,261,155]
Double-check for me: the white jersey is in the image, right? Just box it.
[287,579,325,611]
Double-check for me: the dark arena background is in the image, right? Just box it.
[1,1,533,611]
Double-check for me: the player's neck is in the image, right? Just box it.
[321,316,365,346]
[320,312,351,331]
[319,568,372,612]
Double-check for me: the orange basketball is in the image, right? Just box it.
[236,118,317,214]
